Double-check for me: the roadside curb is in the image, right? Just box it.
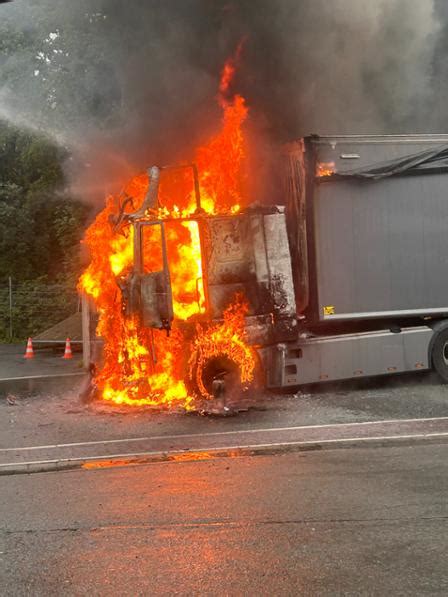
[2,430,448,476]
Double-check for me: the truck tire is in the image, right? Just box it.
[431,328,448,383]
[188,353,244,401]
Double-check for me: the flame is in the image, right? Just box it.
[79,50,256,410]
[189,297,257,399]
[316,162,336,177]
[219,37,245,105]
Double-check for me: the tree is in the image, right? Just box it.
[0,120,88,283]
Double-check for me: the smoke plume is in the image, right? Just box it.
[0,0,445,200]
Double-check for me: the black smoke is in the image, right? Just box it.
[0,0,445,200]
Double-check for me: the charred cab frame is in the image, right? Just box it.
[118,165,298,356]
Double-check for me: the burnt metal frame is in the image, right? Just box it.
[132,211,255,324]
[133,220,173,327]
[133,215,210,320]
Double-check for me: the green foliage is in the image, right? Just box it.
[0,120,89,283]
[0,121,89,340]
[0,6,102,340]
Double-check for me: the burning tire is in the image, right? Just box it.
[187,346,260,412]
[192,354,242,398]
[185,297,260,412]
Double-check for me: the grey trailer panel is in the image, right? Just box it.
[311,134,448,175]
[310,137,448,320]
[270,326,432,387]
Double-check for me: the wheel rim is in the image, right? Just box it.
[199,355,241,400]
[443,341,448,366]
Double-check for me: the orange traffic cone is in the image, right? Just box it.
[24,337,34,359]
[62,337,73,359]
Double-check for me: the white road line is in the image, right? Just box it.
[1,431,448,469]
[2,416,448,453]
[0,372,85,382]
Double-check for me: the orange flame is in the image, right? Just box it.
[316,162,336,177]
[79,50,256,410]
[219,37,245,105]
[189,297,257,399]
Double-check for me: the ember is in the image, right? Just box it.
[79,51,257,410]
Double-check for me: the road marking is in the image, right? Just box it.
[2,431,448,471]
[0,372,85,382]
[2,416,448,453]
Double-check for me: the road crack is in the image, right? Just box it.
[3,515,448,535]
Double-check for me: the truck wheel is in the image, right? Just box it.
[187,349,260,411]
[189,353,243,401]
[431,328,448,383]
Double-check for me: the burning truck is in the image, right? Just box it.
[80,61,448,411]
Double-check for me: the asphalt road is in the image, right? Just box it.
[0,344,83,379]
[2,351,448,594]
[1,368,448,472]
[2,370,448,449]
[2,444,448,596]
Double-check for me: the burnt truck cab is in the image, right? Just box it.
[85,136,448,402]
[118,165,297,389]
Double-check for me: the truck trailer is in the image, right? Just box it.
[277,134,448,388]
[85,134,448,400]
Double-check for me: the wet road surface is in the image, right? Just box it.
[0,344,82,378]
[2,359,448,593]
[1,370,448,472]
[2,444,448,595]
[1,371,448,450]
[3,416,448,473]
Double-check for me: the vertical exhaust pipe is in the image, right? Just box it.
[128,166,161,219]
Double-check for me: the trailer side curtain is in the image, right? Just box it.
[323,143,448,181]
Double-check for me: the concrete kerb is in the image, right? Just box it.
[2,430,448,476]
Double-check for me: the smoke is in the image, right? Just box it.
[0,0,444,201]
[239,0,439,136]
